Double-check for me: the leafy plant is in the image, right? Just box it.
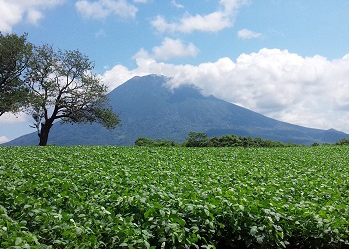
[1,146,349,248]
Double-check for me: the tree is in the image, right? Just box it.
[185,132,208,147]
[335,138,349,146]
[0,32,32,116]
[216,135,242,147]
[135,137,154,146]
[26,45,120,146]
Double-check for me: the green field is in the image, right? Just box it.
[1,146,349,248]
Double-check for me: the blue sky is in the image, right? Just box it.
[1,0,349,143]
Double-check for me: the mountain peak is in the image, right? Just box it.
[327,128,345,134]
[4,74,348,146]
[127,74,168,83]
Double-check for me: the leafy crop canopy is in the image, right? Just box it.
[1,146,349,248]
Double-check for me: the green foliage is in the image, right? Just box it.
[136,133,299,148]
[25,44,120,145]
[135,137,154,146]
[0,32,33,116]
[185,133,298,148]
[186,132,209,147]
[1,146,349,248]
[135,137,179,147]
[209,135,298,147]
[152,139,179,147]
[335,138,349,145]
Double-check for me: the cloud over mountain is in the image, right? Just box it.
[101,48,349,134]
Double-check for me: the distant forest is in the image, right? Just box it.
[135,132,349,148]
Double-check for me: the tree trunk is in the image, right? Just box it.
[38,122,53,146]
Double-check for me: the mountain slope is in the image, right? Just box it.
[5,74,348,146]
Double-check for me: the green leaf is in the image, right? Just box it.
[144,240,150,249]
[144,209,152,218]
[15,237,23,246]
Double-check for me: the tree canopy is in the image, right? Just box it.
[26,44,120,146]
[135,132,300,147]
[0,32,32,116]
[335,138,349,146]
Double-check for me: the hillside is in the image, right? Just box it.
[4,74,348,146]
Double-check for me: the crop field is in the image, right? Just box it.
[1,146,349,248]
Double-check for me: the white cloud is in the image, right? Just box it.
[27,9,43,25]
[152,38,198,60]
[133,0,149,3]
[151,12,231,33]
[0,0,65,32]
[75,0,138,20]
[151,0,249,33]
[171,0,184,9]
[238,29,262,39]
[134,38,199,61]
[0,136,10,144]
[0,112,29,124]
[100,48,349,133]
[101,64,143,90]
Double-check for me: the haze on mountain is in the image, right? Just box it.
[4,75,347,146]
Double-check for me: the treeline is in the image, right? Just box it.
[135,132,299,148]
[310,138,349,147]
[134,137,181,147]
[335,138,349,145]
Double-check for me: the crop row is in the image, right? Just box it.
[1,146,349,248]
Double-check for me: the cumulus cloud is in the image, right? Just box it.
[0,0,65,32]
[151,0,250,33]
[75,0,138,20]
[0,136,10,144]
[238,29,262,39]
[134,38,199,61]
[100,48,349,133]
